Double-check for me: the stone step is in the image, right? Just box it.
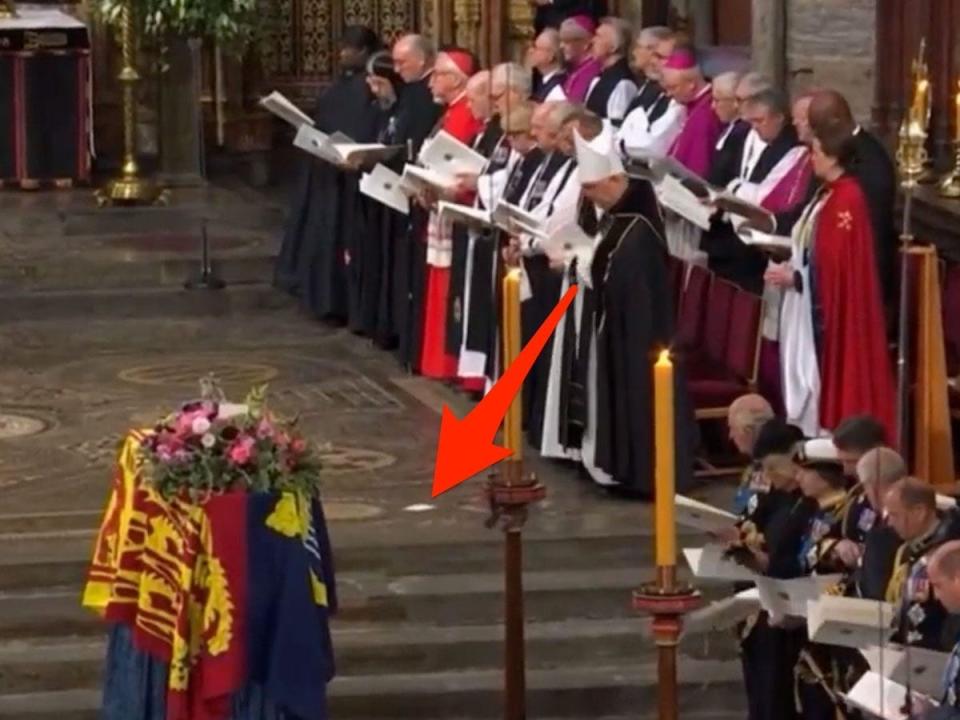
[0,617,675,694]
[0,659,745,719]
[0,283,293,322]
[0,533,657,593]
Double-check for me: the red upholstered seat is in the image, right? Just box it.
[702,277,736,364]
[676,264,710,351]
[726,289,763,384]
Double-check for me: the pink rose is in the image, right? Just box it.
[256,418,274,439]
[227,435,256,466]
[290,437,307,454]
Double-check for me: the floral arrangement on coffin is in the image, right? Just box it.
[139,383,322,500]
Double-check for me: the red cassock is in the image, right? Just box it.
[813,175,896,440]
[420,95,483,380]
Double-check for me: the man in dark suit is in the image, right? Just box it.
[531,0,597,35]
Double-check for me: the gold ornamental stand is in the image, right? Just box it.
[0,0,17,19]
[894,42,932,453]
[485,268,545,720]
[95,0,168,207]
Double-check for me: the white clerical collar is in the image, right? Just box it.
[740,127,767,179]
[715,122,736,151]
[449,90,467,105]
[542,68,561,83]
[854,124,863,136]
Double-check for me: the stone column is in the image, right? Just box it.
[158,36,206,186]
[752,0,785,89]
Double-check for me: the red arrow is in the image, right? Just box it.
[432,283,579,497]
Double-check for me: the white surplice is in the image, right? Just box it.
[778,193,827,437]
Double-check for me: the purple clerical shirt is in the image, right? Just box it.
[668,84,723,177]
[563,56,603,104]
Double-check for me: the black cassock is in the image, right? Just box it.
[445,117,508,358]
[591,179,695,496]
[461,148,546,385]
[355,78,441,347]
[382,79,443,367]
[274,69,379,321]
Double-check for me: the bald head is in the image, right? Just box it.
[885,477,938,543]
[929,540,960,612]
[466,70,492,121]
[808,90,855,136]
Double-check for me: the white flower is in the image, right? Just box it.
[192,416,211,435]
[201,433,216,449]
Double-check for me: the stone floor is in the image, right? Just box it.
[0,180,747,719]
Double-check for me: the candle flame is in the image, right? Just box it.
[656,348,672,366]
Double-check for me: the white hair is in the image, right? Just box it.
[600,17,632,54]
[396,34,435,62]
[737,71,772,98]
[492,62,532,98]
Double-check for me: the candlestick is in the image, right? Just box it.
[954,81,960,143]
[502,268,524,461]
[653,348,676,569]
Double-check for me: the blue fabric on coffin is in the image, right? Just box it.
[246,493,336,720]
[101,624,298,720]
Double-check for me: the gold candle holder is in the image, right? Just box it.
[939,79,960,198]
[95,0,168,207]
[501,267,524,462]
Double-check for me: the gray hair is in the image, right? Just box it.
[492,62,532,98]
[737,71,772,98]
[396,34,435,62]
[638,25,674,45]
[600,16,633,54]
[857,447,908,490]
[744,87,790,117]
[712,71,742,96]
[536,28,561,61]
[544,101,578,130]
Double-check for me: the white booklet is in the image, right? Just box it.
[438,201,492,230]
[807,595,896,649]
[737,227,792,256]
[260,91,314,128]
[538,221,596,258]
[655,174,714,230]
[756,574,842,621]
[683,545,758,584]
[293,124,340,164]
[712,192,776,233]
[683,587,761,637]
[676,494,739,534]
[360,164,409,215]
[860,644,950,699]
[843,670,936,720]
[400,163,460,194]
[419,130,487,177]
[492,200,545,237]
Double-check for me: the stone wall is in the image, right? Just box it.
[784,0,877,122]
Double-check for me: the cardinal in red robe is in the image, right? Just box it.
[812,173,896,439]
[420,49,483,379]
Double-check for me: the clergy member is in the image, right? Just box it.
[369,34,443,368]
[445,70,508,390]
[705,71,748,188]
[583,17,637,126]
[275,26,381,310]
[573,126,694,496]
[767,119,895,439]
[559,16,602,103]
[617,26,683,158]
[419,50,484,380]
[528,29,567,102]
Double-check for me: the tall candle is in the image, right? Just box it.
[502,269,524,460]
[954,80,960,141]
[653,348,676,568]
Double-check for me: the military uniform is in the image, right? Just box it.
[795,492,865,720]
[890,520,960,651]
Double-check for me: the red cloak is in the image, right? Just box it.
[420,94,482,379]
[813,175,896,440]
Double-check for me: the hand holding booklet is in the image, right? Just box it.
[713,193,776,234]
[806,595,896,649]
[400,164,459,194]
[360,164,409,215]
[683,588,761,637]
[756,574,842,621]
[844,671,937,720]
[683,545,758,584]
[675,494,738,534]
[860,644,950,698]
[418,131,487,177]
[437,201,492,230]
[492,200,545,237]
[259,91,313,128]
[654,174,714,230]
